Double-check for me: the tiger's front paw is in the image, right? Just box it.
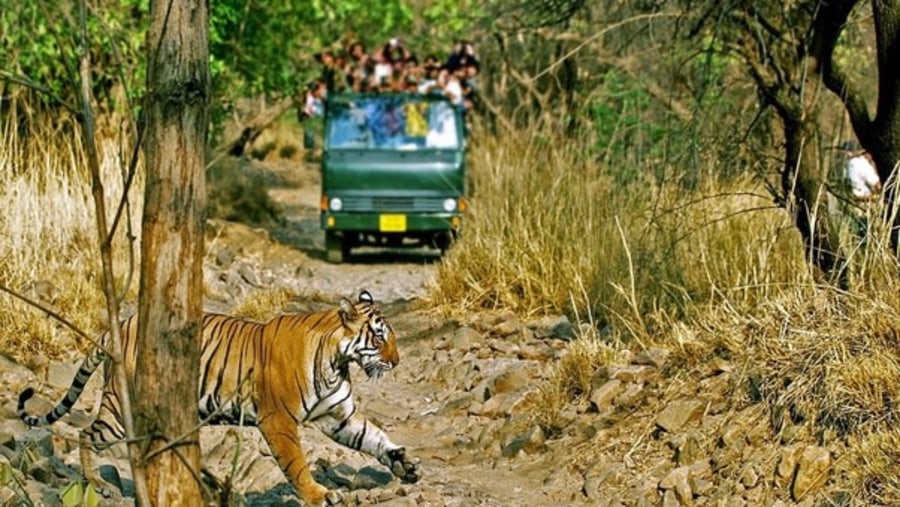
[300,482,343,506]
[386,447,419,484]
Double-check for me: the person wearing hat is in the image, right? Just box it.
[840,140,882,239]
[841,140,882,202]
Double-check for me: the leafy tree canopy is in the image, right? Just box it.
[2,0,481,112]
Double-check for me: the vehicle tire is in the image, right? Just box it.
[325,232,346,264]
[435,231,455,255]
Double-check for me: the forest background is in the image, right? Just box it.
[1,0,899,504]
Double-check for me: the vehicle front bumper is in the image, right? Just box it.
[320,212,462,233]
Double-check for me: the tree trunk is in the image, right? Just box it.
[135,0,208,504]
[782,116,844,280]
[867,1,900,249]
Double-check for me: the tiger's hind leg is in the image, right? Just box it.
[79,397,128,498]
[258,412,343,506]
[79,430,122,498]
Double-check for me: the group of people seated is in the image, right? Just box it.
[297,37,481,124]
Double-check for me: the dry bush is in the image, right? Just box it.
[206,157,283,227]
[230,288,298,321]
[844,429,900,504]
[530,332,616,435]
[0,112,141,367]
[433,129,807,329]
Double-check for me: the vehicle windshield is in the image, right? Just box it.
[325,94,461,150]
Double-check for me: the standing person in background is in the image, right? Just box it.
[345,41,370,91]
[298,79,327,150]
[841,140,882,238]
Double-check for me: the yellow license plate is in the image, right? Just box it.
[379,214,407,232]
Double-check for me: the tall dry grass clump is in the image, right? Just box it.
[0,110,142,367]
[434,130,807,328]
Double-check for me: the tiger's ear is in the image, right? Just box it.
[358,290,374,304]
[339,297,358,324]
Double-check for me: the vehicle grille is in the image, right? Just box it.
[341,196,447,212]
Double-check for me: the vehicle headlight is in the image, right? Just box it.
[329,197,343,212]
[443,198,457,212]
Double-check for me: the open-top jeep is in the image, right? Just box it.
[319,92,468,263]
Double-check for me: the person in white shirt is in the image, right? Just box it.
[840,140,882,239]
[843,140,882,201]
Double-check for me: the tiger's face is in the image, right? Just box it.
[339,291,399,379]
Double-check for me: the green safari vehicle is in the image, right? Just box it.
[319,92,468,263]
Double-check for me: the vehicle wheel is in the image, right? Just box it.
[435,231,455,255]
[325,232,347,264]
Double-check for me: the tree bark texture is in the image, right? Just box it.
[136,0,209,504]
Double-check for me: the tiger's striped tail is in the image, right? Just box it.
[17,348,107,427]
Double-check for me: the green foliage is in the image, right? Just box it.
[421,0,486,39]
[0,1,148,109]
[5,1,480,115]
[60,481,100,507]
[209,0,416,100]
[0,457,35,506]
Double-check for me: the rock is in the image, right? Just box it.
[516,343,556,361]
[661,489,680,507]
[216,246,237,266]
[632,348,670,368]
[688,459,711,479]
[46,360,80,389]
[791,446,830,501]
[487,338,518,355]
[16,428,54,458]
[355,466,393,490]
[739,465,759,488]
[533,315,578,341]
[439,395,473,415]
[719,423,746,451]
[476,392,510,418]
[608,365,655,384]
[450,327,480,351]
[583,462,626,500]
[670,431,702,466]
[485,364,537,398]
[589,379,623,411]
[689,476,714,497]
[774,444,803,490]
[614,383,645,409]
[656,400,705,433]
[659,466,692,505]
[491,314,522,337]
[500,426,545,457]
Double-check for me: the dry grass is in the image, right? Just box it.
[530,331,617,435]
[229,288,299,321]
[434,130,808,327]
[844,429,900,504]
[0,111,141,368]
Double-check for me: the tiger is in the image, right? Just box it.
[18,290,418,506]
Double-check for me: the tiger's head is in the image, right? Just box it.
[338,290,399,379]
